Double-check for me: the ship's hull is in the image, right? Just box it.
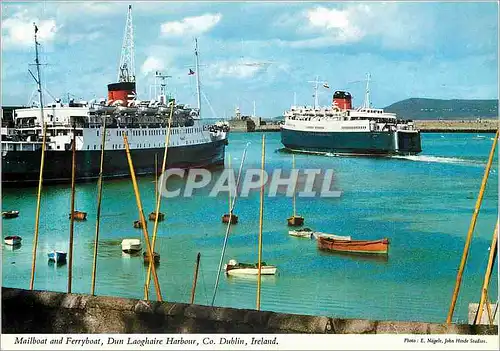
[281,128,421,156]
[1,139,226,185]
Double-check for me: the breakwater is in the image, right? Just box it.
[414,119,498,133]
[2,287,497,334]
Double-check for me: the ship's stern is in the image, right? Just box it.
[397,130,422,155]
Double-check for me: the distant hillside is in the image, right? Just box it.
[384,98,498,120]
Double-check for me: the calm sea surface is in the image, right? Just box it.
[1,132,498,324]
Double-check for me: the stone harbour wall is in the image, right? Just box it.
[1,288,498,334]
[414,119,498,132]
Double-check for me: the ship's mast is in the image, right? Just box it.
[154,71,171,104]
[118,5,135,83]
[194,38,201,114]
[308,76,328,109]
[32,22,44,125]
[362,73,371,108]
[314,75,319,108]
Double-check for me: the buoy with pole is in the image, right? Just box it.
[222,153,238,224]
[287,154,304,227]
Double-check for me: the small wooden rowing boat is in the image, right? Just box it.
[222,213,238,224]
[69,210,87,221]
[317,237,389,255]
[4,235,22,246]
[148,212,165,222]
[133,220,146,229]
[47,250,67,263]
[289,227,314,238]
[224,259,277,276]
[2,210,19,219]
[121,239,142,254]
[143,251,160,264]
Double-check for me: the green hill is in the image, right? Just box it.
[384,98,498,120]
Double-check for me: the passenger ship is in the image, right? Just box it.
[1,26,227,185]
[281,76,421,156]
[1,100,228,185]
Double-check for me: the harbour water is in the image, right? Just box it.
[1,132,498,324]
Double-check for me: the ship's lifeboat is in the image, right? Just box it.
[116,106,137,114]
[138,106,158,115]
[158,106,171,114]
[93,104,117,114]
[116,102,138,114]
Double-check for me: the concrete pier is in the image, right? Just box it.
[414,119,498,133]
[2,288,497,334]
[468,303,499,326]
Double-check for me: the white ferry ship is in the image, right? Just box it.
[281,76,421,156]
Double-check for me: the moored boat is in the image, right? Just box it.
[47,250,67,263]
[222,213,238,224]
[69,210,87,221]
[287,215,304,227]
[2,211,19,219]
[143,251,160,264]
[148,212,164,222]
[317,237,389,255]
[224,259,277,276]
[133,220,146,229]
[4,235,22,246]
[121,239,141,254]
[1,13,228,187]
[288,227,314,238]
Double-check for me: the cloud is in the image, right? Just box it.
[208,60,266,79]
[160,13,222,37]
[305,6,365,43]
[2,11,59,48]
[140,56,165,75]
[278,3,430,50]
[67,31,103,45]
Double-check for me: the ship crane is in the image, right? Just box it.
[118,5,135,83]
[107,5,136,105]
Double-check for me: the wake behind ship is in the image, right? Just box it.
[281,76,421,156]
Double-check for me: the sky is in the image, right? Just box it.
[1,1,498,118]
